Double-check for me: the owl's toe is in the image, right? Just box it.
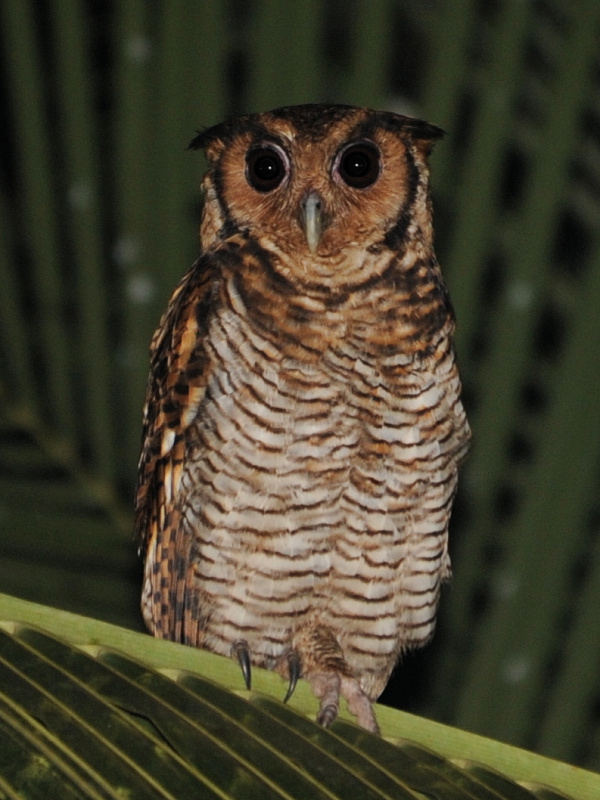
[317,699,340,728]
[311,671,342,727]
[231,639,252,690]
[308,671,380,733]
[341,675,380,734]
[283,651,301,703]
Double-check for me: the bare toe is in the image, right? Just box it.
[341,675,380,734]
[310,672,341,728]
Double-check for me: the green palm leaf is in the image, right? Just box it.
[0,593,596,800]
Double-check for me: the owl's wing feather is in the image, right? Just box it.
[135,257,216,641]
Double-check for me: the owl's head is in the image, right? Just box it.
[191,104,443,289]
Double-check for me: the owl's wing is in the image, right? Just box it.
[135,257,216,642]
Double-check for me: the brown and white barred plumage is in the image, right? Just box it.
[136,104,470,732]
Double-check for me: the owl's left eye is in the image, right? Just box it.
[335,141,381,189]
[246,146,288,192]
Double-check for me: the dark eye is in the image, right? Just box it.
[246,146,287,192]
[336,141,380,188]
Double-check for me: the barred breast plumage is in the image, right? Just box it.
[136,104,470,732]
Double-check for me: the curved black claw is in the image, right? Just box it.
[231,640,252,690]
[283,652,301,703]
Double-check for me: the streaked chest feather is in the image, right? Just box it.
[182,301,462,533]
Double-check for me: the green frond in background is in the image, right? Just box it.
[0,592,597,800]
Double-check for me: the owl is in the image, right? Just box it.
[135,103,471,733]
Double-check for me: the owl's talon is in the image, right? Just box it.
[232,640,252,690]
[283,652,301,703]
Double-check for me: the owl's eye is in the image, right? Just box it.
[246,146,287,192]
[336,141,380,189]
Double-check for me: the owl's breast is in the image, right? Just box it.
[178,306,352,652]
[181,298,467,670]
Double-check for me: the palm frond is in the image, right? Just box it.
[0,592,596,800]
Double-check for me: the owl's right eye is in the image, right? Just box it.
[246,146,288,192]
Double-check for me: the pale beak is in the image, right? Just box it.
[301,190,325,254]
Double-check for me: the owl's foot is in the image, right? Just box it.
[309,671,380,734]
[231,640,252,690]
[287,623,381,733]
